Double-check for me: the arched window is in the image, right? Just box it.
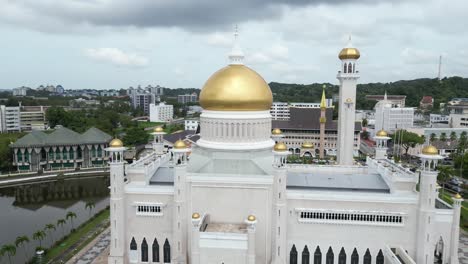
[326,247,334,264]
[364,249,371,264]
[130,237,137,250]
[376,249,384,264]
[314,246,322,264]
[302,246,310,264]
[353,63,356,73]
[338,247,346,264]
[348,63,352,73]
[290,245,298,264]
[141,238,148,262]
[344,63,348,73]
[152,238,159,262]
[163,239,171,263]
[351,248,359,264]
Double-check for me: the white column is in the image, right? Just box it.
[450,196,463,264]
[172,151,188,264]
[272,164,287,264]
[191,215,201,264]
[246,217,257,264]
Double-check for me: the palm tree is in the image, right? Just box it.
[1,244,17,264]
[44,223,56,245]
[440,132,447,142]
[32,230,46,248]
[430,133,437,143]
[438,165,455,195]
[66,211,77,230]
[15,235,30,261]
[57,218,67,238]
[450,131,457,141]
[85,201,96,218]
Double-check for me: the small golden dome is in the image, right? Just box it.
[199,65,273,111]
[339,47,360,60]
[247,215,256,221]
[274,142,287,152]
[302,142,314,149]
[192,212,200,219]
[109,138,123,148]
[454,193,462,199]
[376,129,388,137]
[174,139,187,149]
[272,128,282,135]
[345,98,353,103]
[154,127,164,133]
[422,145,438,155]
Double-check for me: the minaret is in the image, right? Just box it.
[374,129,390,159]
[319,85,327,159]
[416,145,443,264]
[151,126,166,155]
[106,139,126,264]
[171,139,190,264]
[272,142,289,264]
[450,193,463,264]
[336,36,360,165]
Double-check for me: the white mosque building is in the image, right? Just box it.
[105,31,463,264]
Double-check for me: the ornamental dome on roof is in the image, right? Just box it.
[154,127,164,133]
[421,145,438,155]
[174,140,187,149]
[273,142,287,152]
[302,142,314,149]
[109,138,123,148]
[376,129,388,137]
[272,128,282,135]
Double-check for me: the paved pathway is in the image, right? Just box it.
[70,230,110,264]
[460,231,468,264]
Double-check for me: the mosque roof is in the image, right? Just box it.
[10,127,111,148]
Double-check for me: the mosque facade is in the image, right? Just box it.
[106,31,463,264]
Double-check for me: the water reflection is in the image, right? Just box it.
[0,176,110,264]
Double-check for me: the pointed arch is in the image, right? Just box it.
[163,239,171,263]
[130,237,137,250]
[344,63,348,73]
[141,238,148,262]
[364,249,371,264]
[314,246,322,264]
[152,238,160,262]
[338,247,346,264]
[290,244,298,264]
[376,249,384,264]
[302,245,310,264]
[351,248,359,264]
[348,62,352,73]
[326,247,334,264]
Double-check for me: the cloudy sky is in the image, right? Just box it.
[0,0,467,90]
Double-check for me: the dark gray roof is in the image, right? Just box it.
[431,140,459,150]
[150,166,174,185]
[287,171,390,193]
[10,127,111,148]
[163,130,197,144]
[272,107,361,131]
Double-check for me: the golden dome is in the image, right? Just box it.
[174,140,187,149]
[339,47,360,60]
[109,138,123,148]
[272,128,282,135]
[422,145,438,155]
[247,215,256,221]
[274,142,287,152]
[192,212,200,219]
[302,142,314,149]
[376,129,388,137]
[454,193,462,199]
[154,127,164,133]
[199,65,273,111]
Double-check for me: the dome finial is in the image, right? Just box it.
[229,25,244,65]
[320,85,327,109]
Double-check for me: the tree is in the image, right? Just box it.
[57,219,67,238]
[66,211,77,230]
[123,127,149,146]
[437,166,455,194]
[44,223,56,245]
[440,132,447,142]
[32,230,46,248]
[361,118,368,127]
[392,130,425,155]
[430,133,437,143]
[45,107,70,128]
[15,235,30,261]
[0,244,16,264]
[450,131,457,141]
[361,131,370,140]
[85,201,96,218]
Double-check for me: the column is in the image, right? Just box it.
[191,213,201,264]
[450,195,463,264]
[245,216,257,264]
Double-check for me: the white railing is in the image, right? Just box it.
[384,246,416,264]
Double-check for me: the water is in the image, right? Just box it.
[0,176,110,264]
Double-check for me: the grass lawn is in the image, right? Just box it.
[137,121,163,129]
[45,208,110,261]
[439,192,468,231]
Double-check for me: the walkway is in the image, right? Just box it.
[68,229,110,264]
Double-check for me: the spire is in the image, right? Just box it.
[228,25,244,65]
[320,85,327,109]
[346,35,352,47]
[384,91,387,101]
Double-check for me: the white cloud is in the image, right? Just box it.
[247,44,289,65]
[206,33,232,47]
[401,48,439,65]
[84,48,149,67]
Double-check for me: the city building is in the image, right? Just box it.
[10,127,112,171]
[184,119,199,131]
[12,86,29,96]
[374,93,414,133]
[365,94,406,107]
[149,103,174,122]
[449,114,468,128]
[424,127,468,140]
[177,93,198,104]
[130,90,156,114]
[69,98,100,108]
[20,106,48,131]
[99,90,120,97]
[270,101,333,120]
[420,95,434,110]
[55,85,65,94]
[430,114,450,125]
[0,105,21,133]
[105,34,463,264]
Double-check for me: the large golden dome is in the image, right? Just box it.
[339,47,360,60]
[376,129,388,137]
[422,145,438,155]
[199,65,273,111]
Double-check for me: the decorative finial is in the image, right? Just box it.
[384,91,387,101]
[346,35,352,47]
[228,25,244,65]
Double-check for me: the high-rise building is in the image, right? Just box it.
[178,93,198,104]
[20,106,48,131]
[0,106,21,133]
[149,103,174,122]
[374,93,414,132]
[270,101,333,120]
